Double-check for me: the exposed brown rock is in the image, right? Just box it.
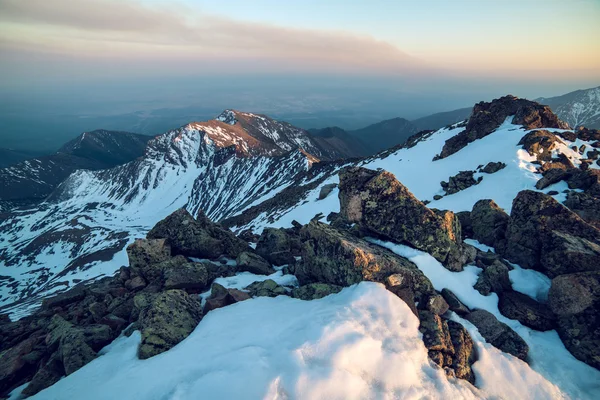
[498,291,555,331]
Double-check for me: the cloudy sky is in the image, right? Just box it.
[0,0,599,135]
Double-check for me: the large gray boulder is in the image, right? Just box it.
[147,208,250,259]
[504,190,600,277]
[338,167,471,271]
[470,199,509,252]
[236,252,275,275]
[137,290,203,359]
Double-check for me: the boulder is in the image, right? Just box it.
[318,183,337,200]
[245,279,287,298]
[441,171,480,195]
[548,272,600,317]
[535,168,571,190]
[504,190,600,277]
[425,293,450,316]
[163,258,211,292]
[236,252,275,275]
[481,161,506,174]
[137,290,203,359]
[564,191,600,229]
[126,238,171,280]
[554,303,600,369]
[203,283,251,313]
[473,261,511,296]
[255,228,296,266]
[41,285,87,310]
[296,221,436,305]
[465,309,529,361]
[470,199,509,252]
[147,208,249,259]
[518,130,560,161]
[291,283,343,300]
[0,336,41,396]
[418,311,477,383]
[455,211,473,239]
[441,288,470,316]
[498,291,555,331]
[60,330,97,375]
[447,320,477,384]
[21,353,63,397]
[338,167,469,271]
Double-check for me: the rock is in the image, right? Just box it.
[474,261,511,296]
[577,127,600,142]
[437,96,568,159]
[547,190,559,196]
[88,302,107,322]
[125,276,147,291]
[535,168,571,190]
[498,291,555,331]
[548,272,600,317]
[126,238,171,280]
[163,258,211,292]
[555,302,600,369]
[447,320,477,384]
[21,352,63,397]
[470,199,509,252]
[338,167,468,271]
[79,324,113,351]
[138,290,203,359]
[504,190,600,277]
[236,252,275,275]
[41,285,87,309]
[481,161,506,174]
[147,208,249,259]
[441,170,480,195]
[60,330,97,375]
[433,194,443,201]
[318,183,337,200]
[245,279,287,297]
[291,283,343,300]
[0,336,40,396]
[564,191,600,229]
[255,228,296,266]
[425,293,450,315]
[465,309,529,361]
[0,314,10,323]
[518,130,560,161]
[441,288,470,316]
[203,283,251,313]
[384,273,419,316]
[297,221,436,305]
[418,311,452,352]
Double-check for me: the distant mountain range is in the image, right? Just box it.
[537,86,600,129]
[0,130,151,206]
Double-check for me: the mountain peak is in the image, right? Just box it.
[215,109,238,125]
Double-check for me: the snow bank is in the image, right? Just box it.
[370,239,600,399]
[27,283,484,400]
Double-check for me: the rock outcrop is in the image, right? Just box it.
[338,167,473,271]
[504,190,600,277]
[498,291,554,331]
[548,272,600,369]
[255,228,297,266]
[470,199,509,252]
[147,208,250,259]
[441,171,481,195]
[436,96,569,159]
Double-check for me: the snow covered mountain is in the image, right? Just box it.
[0,130,151,207]
[538,85,600,129]
[0,112,353,315]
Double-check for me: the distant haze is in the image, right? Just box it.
[0,0,599,152]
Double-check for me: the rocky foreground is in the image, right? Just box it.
[1,160,599,398]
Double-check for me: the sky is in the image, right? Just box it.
[0,0,599,150]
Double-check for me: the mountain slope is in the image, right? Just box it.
[0,130,152,204]
[0,113,344,314]
[537,86,600,128]
[348,117,418,153]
